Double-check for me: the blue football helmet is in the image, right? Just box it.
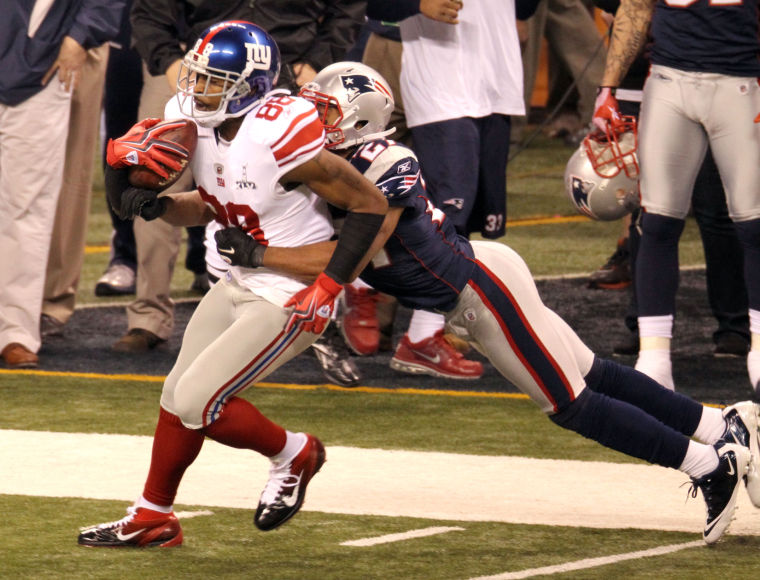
[177,21,281,128]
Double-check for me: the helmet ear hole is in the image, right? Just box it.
[354,120,368,130]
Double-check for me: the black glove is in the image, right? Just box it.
[214,227,266,267]
[120,187,168,221]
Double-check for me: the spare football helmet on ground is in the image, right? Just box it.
[298,62,395,149]
[177,21,281,128]
[564,118,640,221]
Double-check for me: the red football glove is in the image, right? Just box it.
[592,87,622,133]
[284,272,343,334]
[106,118,189,178]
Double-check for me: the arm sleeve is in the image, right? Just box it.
[130,0,184,76]
[67,0,126,49]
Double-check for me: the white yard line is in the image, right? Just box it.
[340,526,465,547]
[468,540,704,579]
[2,429,760,536]
[173,510,214,519]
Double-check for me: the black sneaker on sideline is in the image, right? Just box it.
[588,237,631,290]
[714,333,750,358]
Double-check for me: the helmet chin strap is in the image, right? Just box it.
[348,127,396,148]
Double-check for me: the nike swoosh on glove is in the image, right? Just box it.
[284,272,343,334]
[214,227,266,268]
[106,118,189,178]
[592,87,622,133]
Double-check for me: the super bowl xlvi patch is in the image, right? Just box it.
[569,176,595,219]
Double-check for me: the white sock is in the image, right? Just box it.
[635,349,674,390]
[691,406,726,444]
[679,441,719,479]
[638,315,673,342]
[269,431,307,465]
[135,496,173,513]
[407,310,445,343]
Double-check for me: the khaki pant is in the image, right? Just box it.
[126,68,195,339]
[0,78,72,352]
[43,43,109,324]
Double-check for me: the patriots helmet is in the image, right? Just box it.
[564,136,639,221]
[584,115,639,179]
[298,62,395,149]
[177,20,281,128]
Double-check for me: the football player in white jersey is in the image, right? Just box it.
[78,22,389,548]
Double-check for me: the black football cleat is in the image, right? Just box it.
[255,434,325,531]
[689,442,750,544]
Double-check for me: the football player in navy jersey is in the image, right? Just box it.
[216,61,760,544]
[592,0,760,392]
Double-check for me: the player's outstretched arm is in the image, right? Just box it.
[279,149,391,333]
[281,148,392,283]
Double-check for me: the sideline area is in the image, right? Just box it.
[3,428,760,536]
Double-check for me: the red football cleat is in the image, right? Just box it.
[390,330,483,379]
[78,507,182,548]
[340,285,381,355]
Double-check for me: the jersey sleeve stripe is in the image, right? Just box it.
[272,111,325,167]
[271,108,322,151]
[277,141,323,167]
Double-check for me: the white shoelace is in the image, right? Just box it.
[259,462,300,505]
[86,506,137,531]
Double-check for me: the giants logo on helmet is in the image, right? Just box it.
[246,43,271,71]
[340,74,392,103]
[569,176,595,219]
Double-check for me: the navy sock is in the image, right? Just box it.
[584,357,703,436]
[550,388,689,469]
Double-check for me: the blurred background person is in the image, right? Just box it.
[0,0,123,368]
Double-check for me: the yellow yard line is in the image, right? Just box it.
[0,367,528,400]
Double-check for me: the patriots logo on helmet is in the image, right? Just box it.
[569,176,595,218]
[340,74,392,103]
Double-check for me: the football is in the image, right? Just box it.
[128,119,198,191]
